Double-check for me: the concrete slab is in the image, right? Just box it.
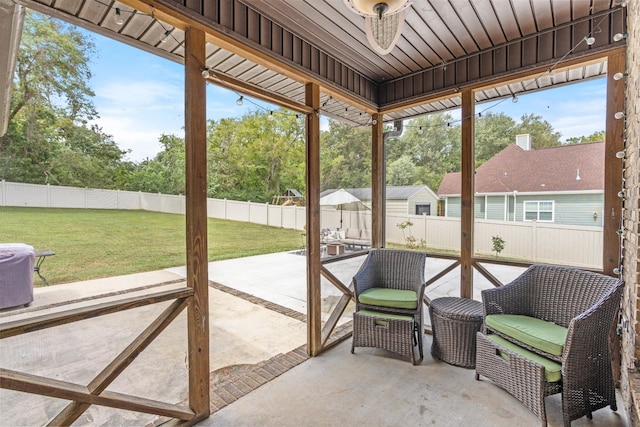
[201,338,628,427]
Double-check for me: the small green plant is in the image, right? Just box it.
[492,235,505,257]
[397,220,426,249]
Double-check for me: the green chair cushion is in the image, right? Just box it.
[358,288,418,309]
[357,309,414,322]
[486,314,568,357]
[486,334,562,383]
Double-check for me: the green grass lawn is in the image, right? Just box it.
[0,207,303,286]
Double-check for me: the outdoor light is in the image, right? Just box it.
[268,111,274,121]
[236,96,244,106]
[512,94,518,103]
[160,29,172,43]
[343,0,413,55]
[417,127,423,135]
[584,35,596,45]
[372,117,378,125]
[613,72,628,80]
[201,68,210,78]
[613,33,628,42]
[616,150,626,159]
[614,111,625,119]
[613,267,622,275]
[618,190,625,198]
[113,8,125,25]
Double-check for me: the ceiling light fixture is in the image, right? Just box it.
[114,8,125,25]
[343,0,413,55]
[613,33,628,42]
[160,29,172,44]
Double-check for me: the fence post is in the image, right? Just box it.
[47,183,51,208]
[1,180,4,206]
[532,220,538,262]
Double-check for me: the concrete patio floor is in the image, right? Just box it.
[0,251,628,426]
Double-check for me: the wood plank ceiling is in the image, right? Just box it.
[14,0,627,126]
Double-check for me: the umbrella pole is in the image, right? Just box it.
[340,207,343,229]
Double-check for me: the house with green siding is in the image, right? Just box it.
[437,140,605,227]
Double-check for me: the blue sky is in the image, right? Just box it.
[86,30,606,163]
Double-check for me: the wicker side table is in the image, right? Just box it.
[429,297,483,368]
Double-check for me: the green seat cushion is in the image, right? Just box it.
[357,309,413,322]
[486,334,562,383]
[358,288,418,309]
[486,314,568,357]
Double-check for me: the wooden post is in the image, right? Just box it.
[460,88,475,299]
[305,83,322,356]
[371,113,384,248]
[604,49,625,384]
[603,49,625,275]
[184,26,210,422]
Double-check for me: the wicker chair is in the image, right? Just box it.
[476,264,624,426]
[351,249,427,364]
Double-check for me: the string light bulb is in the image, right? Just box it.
[613,72,628,81]
[160,29,172,43]
[114,8,125,25]
[417,127,423,135]
[268,111,274,121]
[236,96,244,106]
[613,33,628,42]
[511,94,518,103]
[201,67,210,78]
[613,267,622,275]
[616,150,626,159]
[614,111,625,120]
[584,35,596,45]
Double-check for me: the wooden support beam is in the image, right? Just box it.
[47,298,190,426]
[603,50,625,275]
[305,83,322,356]
[184,26,210,422]
[1,369,194,420]
[0,288,193,339]
[371,114,384,248]
[460,88,475,299]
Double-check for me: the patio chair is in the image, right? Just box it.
[476,264,624,426]
[351,249,427,364]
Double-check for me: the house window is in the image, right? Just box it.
[524,201,554,222]
[415,203,431,215]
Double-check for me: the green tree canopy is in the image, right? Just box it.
[565,130,605,144]
[1,11,128,187]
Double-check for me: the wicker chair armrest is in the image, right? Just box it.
[481,273,533,316]
[563,280,624,361]
[352,255,376,296]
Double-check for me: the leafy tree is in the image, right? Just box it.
[125,134,186,194]
[475,112,516,165]
[1,11,129,187]
[387,113,460,191]
[207,109,305,201]
[565,130,605,144]
[514,113,561,149]
[320,120,371,190]
[387,154,419,185]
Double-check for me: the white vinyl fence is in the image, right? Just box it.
[1,181,602,268]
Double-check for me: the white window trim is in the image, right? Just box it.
[523,200,555,223]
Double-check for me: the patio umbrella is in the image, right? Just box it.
[319,189,369,229]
